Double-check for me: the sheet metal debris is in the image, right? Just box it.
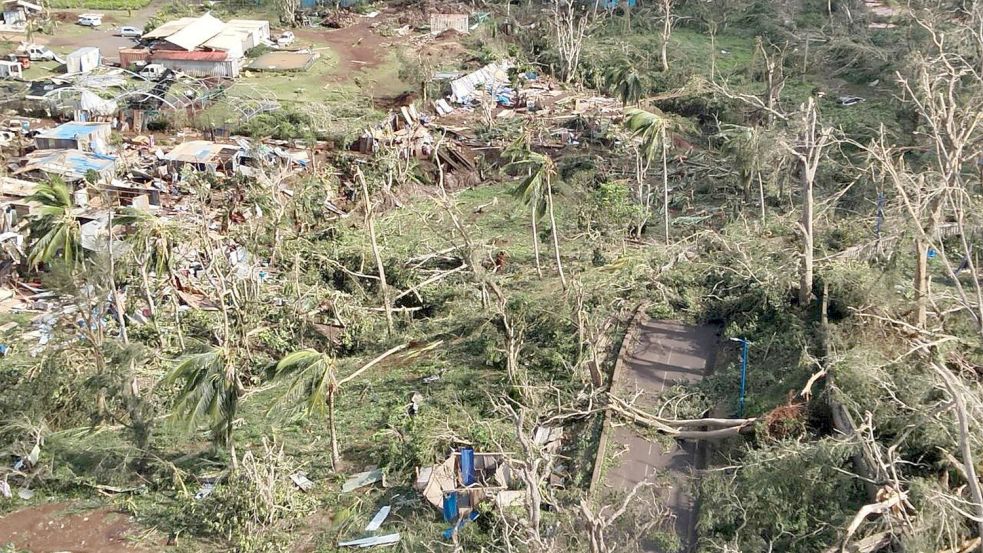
[290,472,315,492]
[364,505,391,531]
[342,469,385,492]
[338,533,400,548]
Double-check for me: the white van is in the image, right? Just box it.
[139,63,168,81]
[77,14,103,26]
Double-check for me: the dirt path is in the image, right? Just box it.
[599,318,719,552]
[0,501,154,552]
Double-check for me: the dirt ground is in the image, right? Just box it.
[0,501,156,552]
[295,21,389,80]
[37,0,164,60]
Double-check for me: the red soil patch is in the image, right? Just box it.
[0,502,154,552]
[295,21,389,77]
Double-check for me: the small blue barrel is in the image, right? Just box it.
[460,447,475,486]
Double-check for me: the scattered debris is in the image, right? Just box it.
[837,96,865,107]
[290,472,315,492]
[194,482,215,500]
[342,469,385,492]
[338,533,400,548]
[364,505,391,531]
[430,13,469,35]
[17,487,33,500]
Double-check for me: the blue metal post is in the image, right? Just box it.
[738,338,749,417]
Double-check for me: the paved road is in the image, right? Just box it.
[601,319,719,552]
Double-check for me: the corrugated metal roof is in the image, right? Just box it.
[153,50,228,61]
[226,19,268,30]
[16,150,117,180]
[202,27,248,53]
[165,13,226,51]
[165,140,238,163]
[36,121,110,140]
[143,16,196,39]
[0,176,39,197]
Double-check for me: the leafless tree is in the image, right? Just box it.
[355,166,395,336]
[549,0,604,83]
[785,98,834,308]
[656,0,680,72]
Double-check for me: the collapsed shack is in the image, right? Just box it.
[33,121,112,152]
[354,103,476,184]
[13,149,117,184]
[164,140,240,174]
[415,428,563,529]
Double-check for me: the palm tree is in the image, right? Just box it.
[624,108,690,244]
[116,207,182,319]
[26,177,81,268]
[716,123,772,219]
[272,343,408,468]
[271,349,340,466]
[505,136,567,288]
[164,345,243,466]
[604,62,645,107]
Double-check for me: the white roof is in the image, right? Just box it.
[165,12,226,51]
[67,46,99,58]
[201,27,248,54]
[142,16,195,39]
[226,19,268,32]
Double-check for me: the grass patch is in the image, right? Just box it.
[48,0,151,9]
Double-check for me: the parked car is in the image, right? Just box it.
[119,26,142,38]
[276,31,295,47]
[77,13,103,26]
[22,44,56,61]
[139,63,170,81]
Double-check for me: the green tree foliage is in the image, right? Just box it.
[270,349,341,465]
[164,346,241,454]
[26,177,82,268]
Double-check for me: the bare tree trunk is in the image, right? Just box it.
[357,168,394,336]
[546,179,567,290]
[659,0,672,72]
[914,237,929,328]
[788,98,831,308]
[801,166,814,306]
[107,206,128,344]
[757,171,766,221]
[932,361,983,545]
[328,390,340,467]
[531,206,543,278]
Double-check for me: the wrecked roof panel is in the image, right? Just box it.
[18,150,117,180]
[165,140,238,163]
[36,121,110,140]
[165,13,226,51]
[142,16,197,39]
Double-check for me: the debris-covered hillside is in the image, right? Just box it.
[1,0,982,551]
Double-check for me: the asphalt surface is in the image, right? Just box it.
[602,319,719,552]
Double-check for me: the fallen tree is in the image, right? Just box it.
[608,395,757,440]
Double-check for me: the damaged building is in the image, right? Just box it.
[120,13,271,78]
